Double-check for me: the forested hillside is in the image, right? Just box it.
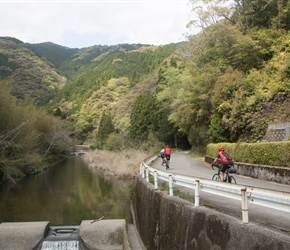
[1,0,290,182]
[0,37,67,104]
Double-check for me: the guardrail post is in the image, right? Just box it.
[195,180,200,207]
[241,188,249,224]
[141,164,145,178]
[169,175,173,196]
[154,171,158,189]
[146,167,149,183]
[139,163,142,175]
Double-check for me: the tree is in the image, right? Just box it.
[129,95,158,142]
[43,119,72,156]
[188,0,234,31]
[188,23,268,73]
[232,0,290,32]
[129,94,174,144]
[208,113,230,142]
[0,87,73,183]
[97,111,115,148]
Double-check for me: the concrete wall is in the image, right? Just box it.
[132,178,290,250]
[264,122,290,141]
[0,220,134,250]
[204,156,290,185]
[268,122,290,130]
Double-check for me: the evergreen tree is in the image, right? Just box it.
[208,113,230,143]
[97,111,115,147]
[129,95,158,141]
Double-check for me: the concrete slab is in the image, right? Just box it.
[0,221,50,250]
[80,219,127,250]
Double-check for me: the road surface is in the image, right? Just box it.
[151,151,290,236]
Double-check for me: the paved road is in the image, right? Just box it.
[152,151,290,236]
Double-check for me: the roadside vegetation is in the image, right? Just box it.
[0,87,73,184]
[83,149,151,179]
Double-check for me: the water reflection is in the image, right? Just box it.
[0,157,135,225]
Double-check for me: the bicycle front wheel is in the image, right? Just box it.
[229,176,237,184]
[212,174,220,181]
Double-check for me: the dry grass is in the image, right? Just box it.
[83,149,150,179]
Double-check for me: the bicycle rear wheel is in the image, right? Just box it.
[166,162,169,170]
[212,174,220,181]
[229,176,237,184]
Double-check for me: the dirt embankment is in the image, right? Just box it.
[82,149,150,179]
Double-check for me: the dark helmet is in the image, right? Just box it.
[218,147,224,152]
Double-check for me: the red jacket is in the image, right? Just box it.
[164,147,171,155]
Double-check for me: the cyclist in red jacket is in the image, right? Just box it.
[164,145,171,167]
[211,147,233,182]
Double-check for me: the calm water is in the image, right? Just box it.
[0,157,135,225]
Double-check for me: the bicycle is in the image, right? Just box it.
[211,163,237,184]
[163,156,169,170]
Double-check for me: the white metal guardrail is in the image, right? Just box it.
[140,156,290,224]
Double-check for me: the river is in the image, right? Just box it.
[0,156,135,225]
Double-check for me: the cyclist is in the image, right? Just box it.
[160,148,165,165]
[211,147,233,182]
[164,145,171,167]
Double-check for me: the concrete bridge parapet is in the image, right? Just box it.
[0,219,144,250]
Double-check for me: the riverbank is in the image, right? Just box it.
[82,149,151,179]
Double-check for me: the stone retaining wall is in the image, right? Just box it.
[204,156,290,185]
[132,178,290,250]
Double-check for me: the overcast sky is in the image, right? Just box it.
[0,0,200,49]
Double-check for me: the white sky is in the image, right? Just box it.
[0,0,200,49]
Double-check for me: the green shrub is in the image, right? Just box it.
[104,133,124,151]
